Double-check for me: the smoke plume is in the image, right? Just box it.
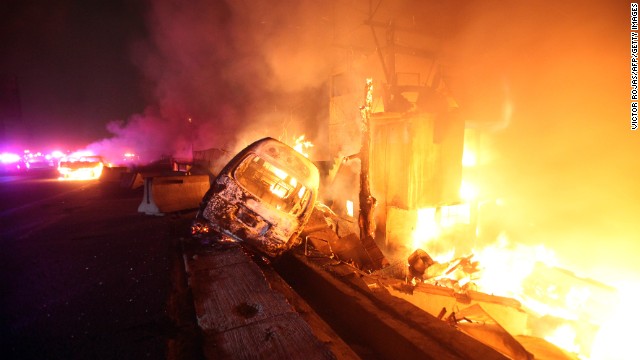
[89,0,638,282]
[89,0,336,162]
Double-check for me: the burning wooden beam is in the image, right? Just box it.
[357,78,387,270]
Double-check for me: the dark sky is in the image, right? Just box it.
[1,0,337,155]
[1,0,148,149]
[1,0,638,282]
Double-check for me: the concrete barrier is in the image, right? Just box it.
[121,172,144,190]
[138,174,210,215]
[100,166,129,183]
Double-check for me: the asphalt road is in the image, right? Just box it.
[0,171,196,359]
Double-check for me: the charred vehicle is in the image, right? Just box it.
[192,137,320,257]
[57,156,104,180]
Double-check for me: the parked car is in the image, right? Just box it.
[192,137,320,257]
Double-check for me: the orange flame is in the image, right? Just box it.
[590,281,639,360]
[408,224,627,358]
[293,135,313,158]
[58,158,104,181]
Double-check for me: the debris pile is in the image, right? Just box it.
[407,248,480,293]
[300,203,388,272]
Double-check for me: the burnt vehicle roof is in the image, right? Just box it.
[60,156,104,163]
[223,137,320,188]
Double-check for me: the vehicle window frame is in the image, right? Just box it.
[232,153,312,217]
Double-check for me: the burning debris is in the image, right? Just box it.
[377,242,616,360]
[185,129,578,358]
[184,127,616,359]
[190,79,390,266]
[407,248,480,292]
[57,155,105,181]
[190,134,388,270]
[300,202,387,272]
[186,69,622,358]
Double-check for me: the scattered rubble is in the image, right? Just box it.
[300,203,388,272]
[407,248,481,293]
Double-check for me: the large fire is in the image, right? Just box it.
[406,143,631,359]
[410,220,629,358]
[284,127,630,358]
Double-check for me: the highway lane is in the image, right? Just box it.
[0,174,194,359]
[0,169,81,214]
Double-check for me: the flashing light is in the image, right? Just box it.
[1,152,21,164]
[51,151,65,158]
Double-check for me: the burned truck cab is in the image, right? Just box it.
[192,137,320,257]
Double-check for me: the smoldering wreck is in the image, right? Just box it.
[179,61,607,360]
[129,10,618,360]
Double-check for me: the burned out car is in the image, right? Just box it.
[192,137,320,257]
[57,155,104,180]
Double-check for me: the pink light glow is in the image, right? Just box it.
[1,152,21,164]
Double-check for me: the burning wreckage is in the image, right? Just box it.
[182,10,621,354]
[188,134,600,359]
[190,136,385,268]
[191,137,320,257]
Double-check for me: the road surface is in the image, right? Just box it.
[0,171,195,359]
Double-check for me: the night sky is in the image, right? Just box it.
[1,0,147,149]
[2,1,639,282]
